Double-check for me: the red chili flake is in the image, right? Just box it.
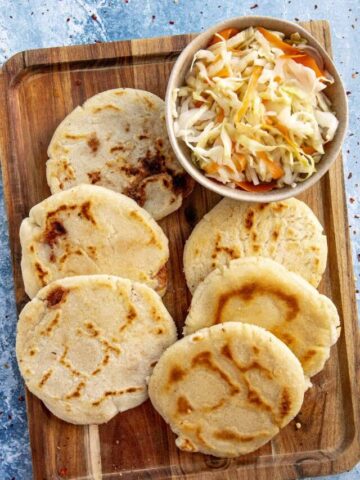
[124,0,129,3]
[169,20,175,25]
[58,467,68,478]
[350,197,355,204]
[75,79,82,86]
[348,172,353,179]
[18,395,25,402]
[250,3,258,8]
[91,13,97,21]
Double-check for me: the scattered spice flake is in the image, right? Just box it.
[91,13,97,21]
[314,4,318,8]
[355,215,360,219]
[169,20,175,25]
[346,91,352,96]
[250,3,258,9]
[350,197,355,204]
[294,17,299,21]
[18,395,25,402]
[8,414,12,420]
[348,172,353,179]
[66,17,70,22]
[3,363,9,368]
[75,79,82,86]
[151,15,156,21]
[58,467,68,478]
[358,253,360,262]
[124,0,129,3]
[352,73,358,78]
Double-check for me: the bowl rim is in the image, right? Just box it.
[165,15,348,203]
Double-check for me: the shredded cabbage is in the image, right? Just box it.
[172,26,338,190]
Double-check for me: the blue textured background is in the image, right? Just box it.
[0,1,359,479]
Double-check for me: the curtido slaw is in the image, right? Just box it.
[172,26,338,192]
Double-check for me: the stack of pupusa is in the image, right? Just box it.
[148,198,340,458]
[15,88,195,425]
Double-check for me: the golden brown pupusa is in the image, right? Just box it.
[46,88,193,220]
[148,323,306,457]
[16,275,177,425]
[184,198,327,294]
[20,184,169,298]
[184,257,340,378]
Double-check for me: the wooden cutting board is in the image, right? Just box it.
[0,20,359,480]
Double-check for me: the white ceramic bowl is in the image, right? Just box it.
[165,16,348,202]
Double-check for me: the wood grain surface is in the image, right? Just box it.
[0,20,359,480]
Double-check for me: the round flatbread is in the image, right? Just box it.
[20,184,169,299]
[46,88,193,220]
[148,322,306,457]
[184,257,340,378]
[184,198,327,294]
[16,275,177,424]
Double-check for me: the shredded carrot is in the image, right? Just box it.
[235,66,263,122]
[209,28,240,46]
[232,153,247,172]
[214,66,231,78]
[273,121,296,147]
[274,122,289,137]
[236,181,276,192]
[216,108,225,123]
[257,27,299,55]
[280,53,325,78]
[203,163,219,174]
[257,151,284,180]
[302,145,316,155]
[194,100,204,108]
